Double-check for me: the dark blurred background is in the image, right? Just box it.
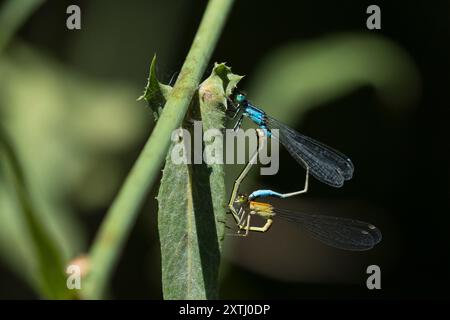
[0,0,449,299]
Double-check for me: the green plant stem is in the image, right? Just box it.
[82,0,235,299]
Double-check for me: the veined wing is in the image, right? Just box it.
[267,116,354,188]
[275,208,382,251]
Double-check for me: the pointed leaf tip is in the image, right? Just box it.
[138,54,170,120]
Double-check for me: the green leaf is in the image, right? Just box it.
[0,126,74,299]
[157,63,243,300]
[138,54,173,120]
[208,62,244,97]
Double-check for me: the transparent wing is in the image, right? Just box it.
[267,115,354,188]
[275,208,382,251]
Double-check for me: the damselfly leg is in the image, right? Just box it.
[227,129,311,236]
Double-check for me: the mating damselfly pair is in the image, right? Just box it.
[226,93,382,251]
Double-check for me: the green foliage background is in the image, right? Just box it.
[0,0,449,299]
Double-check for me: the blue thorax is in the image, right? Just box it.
[242,103,271,137]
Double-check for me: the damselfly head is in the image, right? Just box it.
[235,193,248,204]
[234,92,247,105]
[226,92,247,116]
[232,194,249,214]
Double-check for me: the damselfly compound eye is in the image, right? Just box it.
[236,93,246,103]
